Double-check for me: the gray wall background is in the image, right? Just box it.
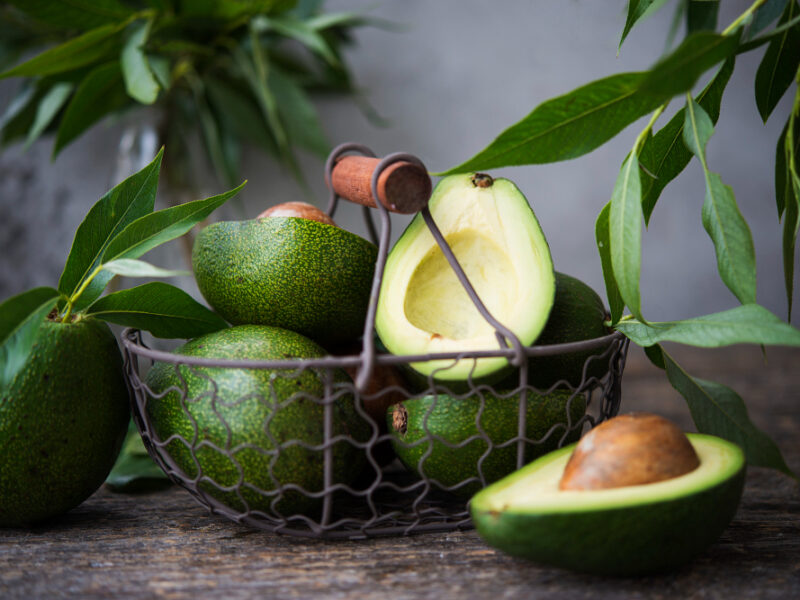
[1,0,796,326]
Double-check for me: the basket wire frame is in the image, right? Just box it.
[121,143,629,539]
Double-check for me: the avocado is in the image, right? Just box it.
[376,173,555,384]
[388,388,586,498]
[0,318,130,526]
[144,325,372,517]
[470,433,745,575]
[192,217,378,346]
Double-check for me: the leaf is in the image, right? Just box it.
[4,0,132,31]
[102,259,190,278]
[85,282,229,338]
[640,58,734,224]
[739,12,800,53]
[191,79,238,187]
[755,0,800,122]
[640,30,741,98]
[257,15,340,66]
[53,61,131,156]
[783,181,799,319]
[609,153,645,322]
[687,0,719,33]
[776,120,790,219]
[0,82,38,145]
[783,102,800,319]
[440,72,665,174]
[750,0,790,37]
[205,76,278,155]
[0,22,124,79]
[105,421,171,493]
[121,20,160,105]
[24,82,74,149]
[58,148,163,310]
[0,287,61,391]
[178,0,293,19]
[619,0,670,49]
[614,303,800,347]
[100,182,246,264]
[270,66,329,157]
[661,348,795,477]
[595,202,624,325]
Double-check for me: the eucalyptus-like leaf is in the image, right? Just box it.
[257,15,340,66]
[192,79,238,187]
[85,282,229,339]
[0,82,38,145]
[181,0,292,19]
[0,287,61,391]
[4,0,132,32]
[271,66,330,157]
[776,120,790,218]
[54,61,130,156]
[687,0,719,33]
[610,152,645,322]
[440,72,665,174]
[0,22,124,79]
[640,30,741,98]
[739,12,800,52]
[784,103,800,319]
[121,20,160,105]
[619,0,670,49]
[614,304,800,347]
[754,0,800,122]
[751,0,790,37]
[58,148,163,310]
[661,348,795,478]
[24,82,74,149]
[102,259,190,279]
[595,202,624,325]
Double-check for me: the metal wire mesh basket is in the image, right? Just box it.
[121,144,629,539]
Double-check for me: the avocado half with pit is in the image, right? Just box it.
[470,433,745,575]
[376,173,555,383]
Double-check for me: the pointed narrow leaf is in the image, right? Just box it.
[24,82,74,149]
[101,182,246,264]
[0,287,60,390]
[643,342,666,369]
[619,0,669,49]
[58,148,163,310]
[663,350,795,477]
[4,0,132,31]
[121,20,160,105]
[595,202,624,324]
[751,0,790,37]
[205,76,278,155]
[440,72,665,174]
[610,153,645,322]
[0,82,39,145]
[682,96,714,157]
[783,182,799,319]
[86,282,229,338]
[687,0,719,33]
[270,67,330,157]
[740,12,800,52]
[755,0,800,122]
[775,119,791,219]
[259,16,340,66]
[614,304,800,347]
[102,259,190,278]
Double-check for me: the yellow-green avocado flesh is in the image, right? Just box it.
[470,434,745,575]
[376,173,555,383]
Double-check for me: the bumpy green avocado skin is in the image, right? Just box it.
[144,325,371,517]
[192,218,378,346]
[0,319,130,526]
[388,390,585,498]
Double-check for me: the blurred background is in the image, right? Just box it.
[0,0,795,325]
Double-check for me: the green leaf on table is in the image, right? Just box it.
[614,303,800,347]
[53,61,131,156]
[121,20,160,105]
[683,98,757,305]
[0,287,61,391]
[755,0,800,123]
[271,66,329,158]
[102,259,190,279]
[595,202,624,325]
[619,0,670,49]
[85,282,228,338]
[660,347,795,477]
[751,0,790,37]
[640,58,734,224]
[439,72,665,174]
[687,0,719,33]
[58,148,163,311]
[4,0,133,32]
[24,82,74,149]
[0,22,124,79]
[640,30,741,98]
[105,421,171,493]
[610,152,645,323]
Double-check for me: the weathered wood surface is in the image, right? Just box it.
[1,345,798,599]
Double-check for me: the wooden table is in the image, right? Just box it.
[1,345,798,599]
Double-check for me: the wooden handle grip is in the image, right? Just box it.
[330,155,432,214]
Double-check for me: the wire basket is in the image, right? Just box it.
[121,144,629,539]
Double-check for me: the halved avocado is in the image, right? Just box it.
[376,173,555,383]
[470,434,745,575]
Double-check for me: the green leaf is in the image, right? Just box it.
[205,76,278,155]
[440,72,665,174]
[58,148,163,310]
[619,0,670,49]
[191,79,237,187]
[53,61,130,156]
[105,421,171,493]
[102,258,190,278]
[0,287,60,391]
[783,99,800,319]
[0,22,124,79]
[662,349,795,477]
[0,82,38,145]
[687,0,719,33]
[4,0,133,31]
[178,0,294,19]
[776,120,791,219]
[640,58,734,224]
[614,304,800,347]
[640,30,742,98]
[755,0,800,122]
[100,182,246,264]
[85,282,229,338]
[270,66,329,157]
[121,20,160,105]
[609,152,645,322]
[595,202,624,325]
[24,82,74,149]
[257,15,340,66]
[751,0,790,37]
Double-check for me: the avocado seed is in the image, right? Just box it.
[257,201,336,226]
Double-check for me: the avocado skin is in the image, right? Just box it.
[192,218,378,346]
[144,325,371,517]
[388,389,585,498]
[471,461,745,576]
[0,319,130,527]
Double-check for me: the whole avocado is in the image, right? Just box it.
[0,318,130,526]
[144,325,371,517]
